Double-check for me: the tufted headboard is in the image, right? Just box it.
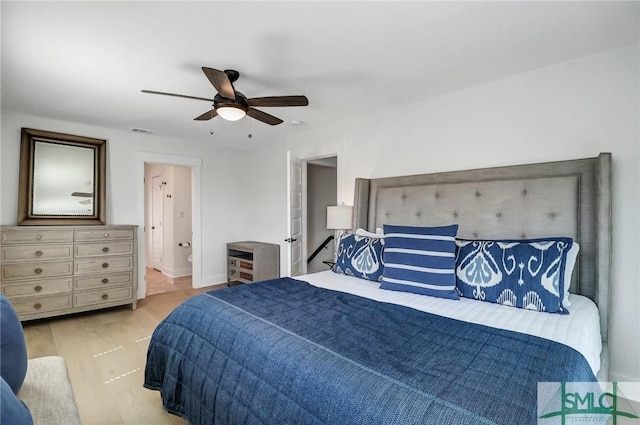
[352,153,612,341]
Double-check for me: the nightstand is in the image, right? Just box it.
[227,241,280,285]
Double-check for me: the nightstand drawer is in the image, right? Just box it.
[74,229,134,242]
[74,286,133,307]
[74,272,133,290]
[1,261,74,281]
[1,230,74,245]
[2,244,73,262]
[10,294,73,316]
[75,242,134,258]
[74,256,133,274]
[2,278,73,298]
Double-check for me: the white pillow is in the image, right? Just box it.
[355,228,384,238]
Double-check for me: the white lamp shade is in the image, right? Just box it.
[217,106,246,121]
[327,205,353,230]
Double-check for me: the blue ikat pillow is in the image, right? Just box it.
[455,238,574,314]
[333,233,385,282]
[380,224,459,300]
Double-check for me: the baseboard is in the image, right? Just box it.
[609,371,640,383]
[161,266,192,279]
[195,273,227,288]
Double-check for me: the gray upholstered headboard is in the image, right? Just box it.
[352,153,612,342]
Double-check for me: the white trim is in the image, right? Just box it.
[135,152,203,299]
[381,277,456,291]
[385,248,455,257]
[384,264,455,274]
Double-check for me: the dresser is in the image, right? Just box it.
[227,241,280,285]
[0,225,138,321]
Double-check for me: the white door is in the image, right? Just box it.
[286,151,303,277]
[151,175,164,270]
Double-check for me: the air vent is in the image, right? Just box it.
[131,128,154,135]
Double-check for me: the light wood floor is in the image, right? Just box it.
[23,285,224,425]
[146,267,194,296]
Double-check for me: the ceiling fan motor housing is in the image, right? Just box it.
[223,69,240,83]
[214,91,248,112]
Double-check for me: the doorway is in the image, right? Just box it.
[305,156,337,274]
[144,163,193,295]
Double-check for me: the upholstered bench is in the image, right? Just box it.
[18,356,82,425]
[1,294,81,425]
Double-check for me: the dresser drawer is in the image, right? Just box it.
[10,294,73,316]
[75,242,134,258]
[1,261,74,281]
[2,244,73,262]
[74,256,133,274]
[1,230,74,245]
[2,278,73,298]
[74,272,133,290]
[74,229,134,242]
[74,286,133,307]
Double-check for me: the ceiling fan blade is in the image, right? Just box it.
[194,109,218,121]
[202,67,235,99]
[248,96,309,107]
[247,108,284,126]
[71,192,93,197]
[141,90,214,102]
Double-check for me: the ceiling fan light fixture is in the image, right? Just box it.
[216,106,246,121]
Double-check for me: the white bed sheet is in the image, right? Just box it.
[299,271,602,375]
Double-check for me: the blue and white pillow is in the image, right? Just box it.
[0,377,33,425]
[455,237,574,314]
[380,224,459,299]
[333,233,385,282]
[0,294,28,394]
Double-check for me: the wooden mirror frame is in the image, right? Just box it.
[18,128,106,225]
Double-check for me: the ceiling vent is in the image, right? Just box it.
[131,128,154,135]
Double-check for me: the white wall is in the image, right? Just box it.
[241,45,640,381]
[0,113,249,294]
[171,165,193,277]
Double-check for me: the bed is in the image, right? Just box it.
[144,153,611,425]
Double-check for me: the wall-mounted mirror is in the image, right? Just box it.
[18,128,106,225]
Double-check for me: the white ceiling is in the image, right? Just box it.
[2,1,638,149]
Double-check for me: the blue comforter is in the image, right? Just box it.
[144,278,596,425]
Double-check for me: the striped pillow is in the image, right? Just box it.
[380,224,459,299]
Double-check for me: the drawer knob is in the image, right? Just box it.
[34,285,42,292]
[104,233,109,237]
[35,250,43,257]
[102,263,109,269]
[101,294,109,300]
[102,247,110,253]
[102,278,109,284]
[36,235,43,240]
[33,303,42,310]
[34,268,43,274]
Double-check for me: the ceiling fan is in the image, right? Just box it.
[142,67,309,126]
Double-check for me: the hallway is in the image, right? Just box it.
[145,267,192,296]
